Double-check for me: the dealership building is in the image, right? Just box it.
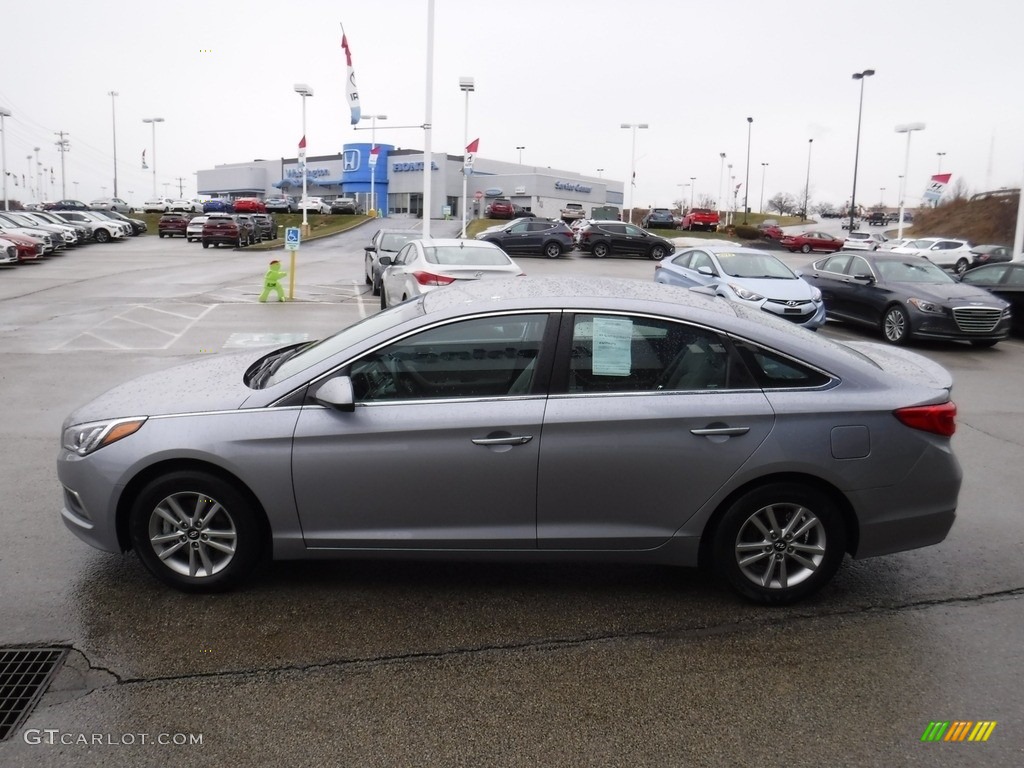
[196,144,624,219]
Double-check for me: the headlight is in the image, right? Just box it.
[907,297,943,314]
[729,284,764,302]
[810,286,822,302]
[63,417,146,456]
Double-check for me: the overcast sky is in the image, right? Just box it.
[2,0,1020,212]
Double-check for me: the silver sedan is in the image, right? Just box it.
[57,277,961,604]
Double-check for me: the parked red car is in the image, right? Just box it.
[202,214,256,248]
[486,198,515,219]
[780,231,844,254]
[0,229,45,260]
[158,211,191,238]
[232,198,267,213]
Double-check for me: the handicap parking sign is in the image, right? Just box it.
[285,227,301,250]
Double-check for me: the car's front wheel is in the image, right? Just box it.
[543,241,562,259]
[882,304,911,345]
[592,242,609,258]
[129,471,265,592]
[649,244,667,261]
[202,241,209,248]
[800,244,811,254]
[713,482,846,605]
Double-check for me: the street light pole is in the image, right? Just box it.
[895,122,925,239]
[109,91,118,197]
[937,152,946,173]
[759,162,769,214]
[717,152,726,221]
[743,117,753,224]
[803,139,813,221]
[516,146,525,165]
[849,69,876,231]
[621,122,648,223]
[0,107,10,211]
[596,168,604,178]
[367,113,387,216]
[727,163,733,225]
[880,187,885,206]
[677,183,688,216]
[689,176,696,209]
[460,77,474,238]
[34,147,41,205]
[293,85,313,236]
[141,118,164,197]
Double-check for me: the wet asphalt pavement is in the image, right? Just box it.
[0,220,1021,766]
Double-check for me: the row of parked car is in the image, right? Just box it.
[0,207,147,264]
[157,211,279,247]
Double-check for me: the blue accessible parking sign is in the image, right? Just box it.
[285,227,301,250]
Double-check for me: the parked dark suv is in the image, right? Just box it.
[576,221,675,260]
[476,218,575,258]
[158,211,191,238]
[486,198,515,219]
[202,214,255,248]
[640,208,676,229]
[251,213,278,241]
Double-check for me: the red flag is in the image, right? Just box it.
[370,145,380,156]
[341,34,353,66]
[298,135,306,150]
[466,138,479,154]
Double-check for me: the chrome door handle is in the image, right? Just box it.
[472,435,533,446]
[690,426,750,436]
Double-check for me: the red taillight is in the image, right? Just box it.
[412,271,456,286]
[894,401,957,437]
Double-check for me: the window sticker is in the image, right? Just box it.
[591,317,633,376]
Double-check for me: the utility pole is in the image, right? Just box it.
[175,176,186,197]
[54,132,70,199]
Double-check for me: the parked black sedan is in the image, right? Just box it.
[960,263,1024,333]
[802,251,1010,346]
[576,221,674,260]
[967,244,1012,270]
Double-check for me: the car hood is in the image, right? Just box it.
[63,351,265,427]
[721,277,815,300]
[889,281,1007,306]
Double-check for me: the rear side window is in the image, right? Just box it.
[732,339,832,389]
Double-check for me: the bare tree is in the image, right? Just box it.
[767,192,797,215]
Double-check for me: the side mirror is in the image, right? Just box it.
[697,265,715,277]
[313,377,355,411]
[378,255,394,267]
[852,273,875,284]
[365,245,377,253]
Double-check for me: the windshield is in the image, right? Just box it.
[424,245,511,266]
[379,233,417,252]
[263,299,425,387]
[876,259,955,283]
[717,252,795,279]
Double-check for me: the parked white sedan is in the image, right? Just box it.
[379,238,524,309]
[143,197,175,213]
[297,196,331,214]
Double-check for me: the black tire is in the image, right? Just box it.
[372,277,381,297]
[955,258,969,275]
[202,241,209,249]
[380,288,387,310]
[129,470,265,592]
[158,233,164,239]
[592,242,609,258]
[364,256,373,285]
[713,482,846,605]
[95,229,111,243]
[543,241,562,259]
[649,244,667,261]
[881,304,911,345]
[800,244,812,254]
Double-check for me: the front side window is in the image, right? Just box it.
[567,314,747,393]
[349,314,549,402]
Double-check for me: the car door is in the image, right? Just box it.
[536,312,773,549]
[804,253,854,318]
[621,223,652,256]
[837,254,884,325]
[381,242,416,305]
[496,220,534,254]
[292,312,555,549]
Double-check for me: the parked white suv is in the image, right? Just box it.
[843,231,887,251]
[889,237,973,273]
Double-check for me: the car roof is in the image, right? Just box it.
[680,243,779,256]
[416,238,499,248]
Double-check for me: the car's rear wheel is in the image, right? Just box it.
[592,242,609,258]
[129,470,264,592]
[955,258,969,275]
[543,242,562,259]
[800,244,811,254]
[202,241,209,249]
[649,244,667,261]
[237,236,245,248]
[713,482,846,605]
[882,304,911,345]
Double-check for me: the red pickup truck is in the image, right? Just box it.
[680,208,720,232]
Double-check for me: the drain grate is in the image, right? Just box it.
[0,647,68,741]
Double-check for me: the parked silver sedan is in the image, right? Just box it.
[378,238,523,309]
[58,277,961,604]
